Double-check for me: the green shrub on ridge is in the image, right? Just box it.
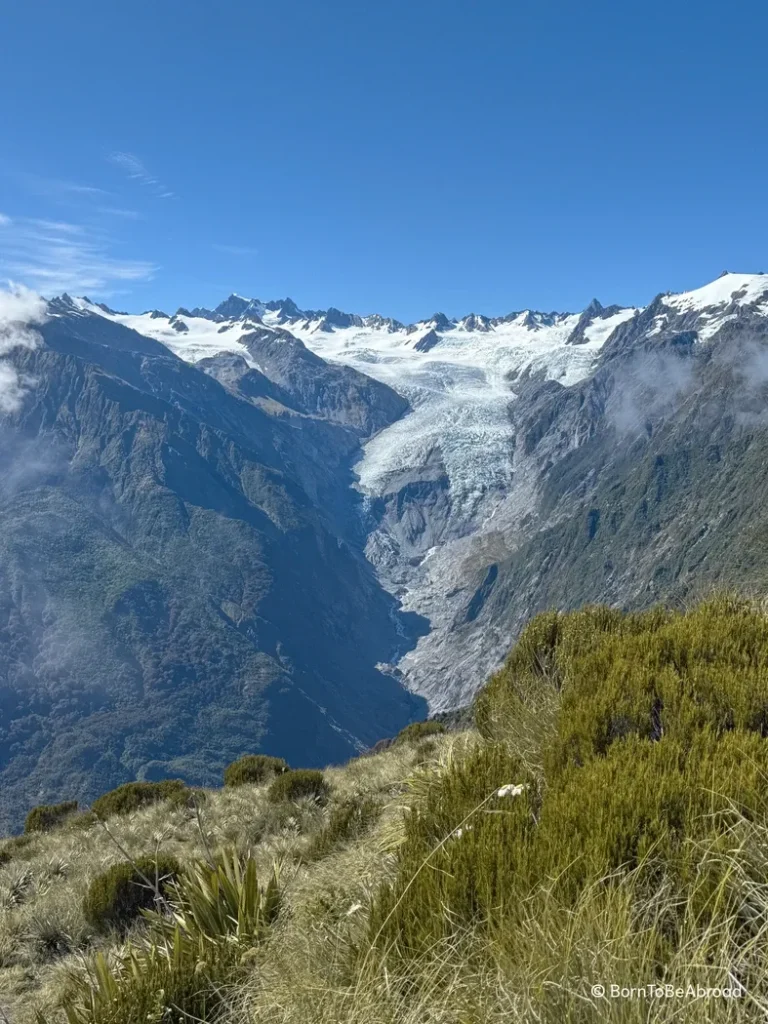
[369,742,533,958]
[392,720,447,746]
[372,596,768,963]
[24,800,79,834]
[224,753,289,787]
[91,779,190,820]
[268,769,330,805]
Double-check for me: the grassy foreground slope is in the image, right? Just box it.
[3,596,768,1022]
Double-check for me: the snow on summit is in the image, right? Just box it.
[42,271,768,707]
[51,272,768,528]
[73,300,263,368]
[658,273,768,342]
[663,272,768,313]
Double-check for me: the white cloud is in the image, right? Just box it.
[30,219,84,234]
[607,349,695,436]
[0,283,47,339]
[0,213,10,226]
[0,283,47,413]
[0,218,156,295]
[15,172,111,199]
[97,206,141,220]
[108,151,175,199]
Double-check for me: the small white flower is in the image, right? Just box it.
[495,783,528,799]
[453,825,473,839]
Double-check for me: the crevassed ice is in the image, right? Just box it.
[290,315,612,524]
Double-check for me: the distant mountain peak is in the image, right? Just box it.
[214,294,256,319]
[264,297,303,318]
[430,312,453,331]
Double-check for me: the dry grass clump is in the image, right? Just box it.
[9,597,768,1023]
[0,735,420,1023]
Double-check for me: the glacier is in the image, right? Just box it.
[63,271,768,708]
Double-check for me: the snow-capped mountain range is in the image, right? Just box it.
[49,272,768,706]
[7,268,768,827]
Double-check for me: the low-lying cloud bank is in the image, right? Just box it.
[0,283,47,413]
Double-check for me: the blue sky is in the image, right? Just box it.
[1,0,766,322]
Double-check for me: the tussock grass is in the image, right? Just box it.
[6,596,768,1023]
[0,737,417,1022]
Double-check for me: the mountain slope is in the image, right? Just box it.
[174,271,768,708]
[403,280,768,705]
[0,302,424,832]
[4,272,768,828]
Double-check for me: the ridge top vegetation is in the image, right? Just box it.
[3,594,768,1023]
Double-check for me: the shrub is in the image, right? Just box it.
[369,743,532,959]
[474,604,646,743]
[82,855,182,934]
[24,801,79,834]
[223,753,289,787]
[91,779,189,820]
[303,794,381,862]
[65,810,99,831]
[63,850,280,1023]
[392,720,447,747]
[534,728,768,898]
[267,769,330,805]
[544,596,768,777]
[370,597,768,965]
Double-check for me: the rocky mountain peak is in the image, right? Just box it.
[214,293,254,319]
[430,312,454,331]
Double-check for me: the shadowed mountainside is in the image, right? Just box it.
[0,308,424,832]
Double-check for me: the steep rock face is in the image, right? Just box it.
[5,272,768,827]
[240,327,409,434]
[0,310,424,832]
[409,309,768,708]
[269,272,764,711]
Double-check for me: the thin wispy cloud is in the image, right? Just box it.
[15,171,111,199]
[30,219,85,235]
[108,151,175,199]
[0,218,156,296]
[0,213,10,226]
[97,206,142,220]
[213,243,259,257]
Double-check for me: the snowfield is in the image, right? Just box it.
[58,272,768,706]
[65,272,768,544]
[284,311,626,524]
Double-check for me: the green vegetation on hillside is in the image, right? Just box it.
[4,595,768,1023]
[267,769,330,805]
[224,754,289,787]
[24,802,79,835]
[82,855,182,934]
[91,780,190,820]
[391,719,447,746]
